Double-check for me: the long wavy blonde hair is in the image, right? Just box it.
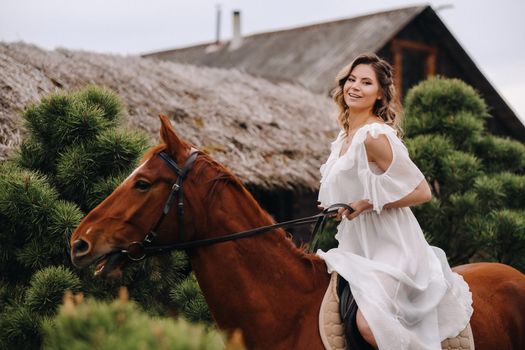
[332,53,403,137]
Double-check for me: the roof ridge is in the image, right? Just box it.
[143,5,429,56]
[246,5,429,40]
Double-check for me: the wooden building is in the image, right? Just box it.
[145,5,524,142]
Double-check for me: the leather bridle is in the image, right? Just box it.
[121,150,354,261]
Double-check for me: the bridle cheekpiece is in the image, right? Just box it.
[121,148,353,261]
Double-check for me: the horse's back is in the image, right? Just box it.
[453,262,525,350]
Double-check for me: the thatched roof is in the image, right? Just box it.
[144,6,426,94]
[0,42,336,191]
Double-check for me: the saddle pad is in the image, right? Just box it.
[319,272,347,350]
[441,324,475,350]
[318,272,475,350]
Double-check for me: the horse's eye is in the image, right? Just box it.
[134,179,151,191]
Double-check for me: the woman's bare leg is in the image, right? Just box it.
[356,309,378,349]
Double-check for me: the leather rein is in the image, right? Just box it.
[121,150,354,261]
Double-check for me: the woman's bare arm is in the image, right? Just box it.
[383,179,432,209]
[336,134,432,220]
[365,134,432,207]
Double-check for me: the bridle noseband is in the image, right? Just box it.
[122,149,353,261]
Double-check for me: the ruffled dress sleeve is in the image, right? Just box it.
[319,130,344,183]
[354,124,425,214]
[317,130,345,208]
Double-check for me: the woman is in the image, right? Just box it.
[316,53,473,350]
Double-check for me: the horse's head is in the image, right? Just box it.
[70,115,222,278]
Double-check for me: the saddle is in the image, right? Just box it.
[318,272,475,350]
[336,274,376,350]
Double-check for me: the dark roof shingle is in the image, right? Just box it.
[144,6,427,94]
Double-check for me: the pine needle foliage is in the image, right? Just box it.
[22,86,122,158]
[473,135,525,173]
[85,172,128,211]
[483,209,525,268]
[0,305,43,350]
[17,85,148,210]
[404,77,525,268]
[403,77,488,131]
[43,297,227,350]
[1,86,211,348]
[170,274,213,324]
[0,163,81,282]
[25,266,82,317]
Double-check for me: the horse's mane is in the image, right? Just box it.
[192,153,324,266]
[141,144,325,266]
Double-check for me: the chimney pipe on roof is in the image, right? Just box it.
[215,4,221,44]
[230,10,242,50]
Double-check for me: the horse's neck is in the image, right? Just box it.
[189,187,329,338]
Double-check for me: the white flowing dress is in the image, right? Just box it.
[316,123,473,350]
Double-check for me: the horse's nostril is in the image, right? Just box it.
[72,239,90,256]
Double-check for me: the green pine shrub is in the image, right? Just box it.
[18,86,148,210]
[55,143,98,205]
[85,173,128,210]
[404,134,457,180]
[403,77,488,133]
[473,134,525,173]
[76,84,125,124]
[438,151,481,196]
[0,163,82,282]
[170,274,213,324]
[498,172,525,208]
[55,128,148,209]
[43,297,228,350]
[118,252,192,315]
[0,305,43,350]
[22,87,122,160]
[26,266,82,317]
[405,77,525,268]
[482,210,525,267]
[1,86,212,348]
[16,138,55,174]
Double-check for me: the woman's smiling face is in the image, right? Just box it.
[343,64,381,113]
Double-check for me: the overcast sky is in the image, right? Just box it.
[1,0,524,123]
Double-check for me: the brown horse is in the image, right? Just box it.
[70,115,525,350]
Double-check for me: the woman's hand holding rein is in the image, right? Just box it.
[335,199,372,221]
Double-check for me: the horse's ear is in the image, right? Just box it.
[159,114,189,160]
